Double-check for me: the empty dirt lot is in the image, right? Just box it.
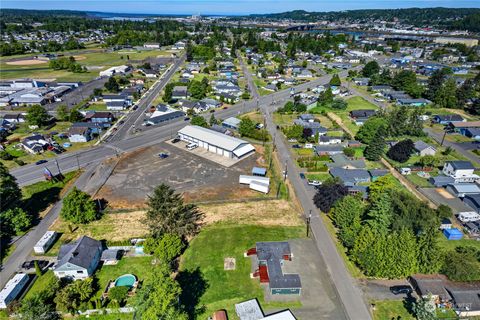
[96,142,268,208]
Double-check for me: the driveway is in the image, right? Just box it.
[418,188,473,214]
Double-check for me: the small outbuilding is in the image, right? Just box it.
[252,167,267,177]
[443,228,463,240]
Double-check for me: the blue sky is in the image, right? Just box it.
[2,0,480,15]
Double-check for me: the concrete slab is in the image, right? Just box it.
[166,139,252,167]
[419,188,473,214]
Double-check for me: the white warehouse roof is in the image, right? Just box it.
[179,125,255,154]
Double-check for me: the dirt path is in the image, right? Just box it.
[327,112,353,136]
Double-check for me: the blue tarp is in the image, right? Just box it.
[252,167,267,176]
[443,228,463,240]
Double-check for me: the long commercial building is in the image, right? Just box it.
[178,125,255,159]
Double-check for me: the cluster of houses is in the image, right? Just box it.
[432,114,480,141]
[0,79,80,107]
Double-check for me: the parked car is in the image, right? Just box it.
[171,138,181,144]
[186,143,198,150]
[292,144,302,149]
[158,153,169,159]
[223,106,228,109]
[184,117,190,121]
[304,143,314,149]
[308,180,322,186]
[118,120,125,125]
[299,173,306,179]
[132,105,138,110]
[390,285,413,295]
[35,160,48,165]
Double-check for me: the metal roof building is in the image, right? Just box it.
[178,125,255,159]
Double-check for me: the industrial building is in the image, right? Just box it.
[178,125,255,159]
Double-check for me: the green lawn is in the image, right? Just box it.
[372,300,414,320]
[179,224,304,318]
[25,270,56,299]
[437,232,480,251]
[78,314,133,320]
[293,148,314,156]
[93,256,154,301]
[346,96,378,111]
[305,173,331,182]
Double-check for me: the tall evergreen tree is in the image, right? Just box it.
[0,162,21,212]
[145,184,203,239]
[417,227,443,274]
[365,193,392,235]
[364,126,386,161]
[332,196,365,249]
[435,78,458,108]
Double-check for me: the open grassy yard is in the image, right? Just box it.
[179,224,304,318]
[372,300,414,320]
[24,270,56,299]
[346,96,378,110]
[93,256,154,301]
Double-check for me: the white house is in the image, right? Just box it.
[178,125,255,159]
[414,141,437,156]
[143,42,160,49]
[53,236,103,280]
[443,161,479,183]
[0,273,29,309]
[99,65,130,77]
[68,126,92,143]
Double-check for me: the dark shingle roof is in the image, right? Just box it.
[447,161,475,170]
[57,236,102,269]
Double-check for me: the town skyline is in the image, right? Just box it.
[3,0,480,15]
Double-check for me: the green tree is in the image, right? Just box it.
[284,124,304,140]
[188,80,207,100]
[417,227,443,274]
[68,109,83,122]
[364,126,386,161]
[134,266,188,320]
[209,114,217,126]
[1,207,32,235]
[190,115,208,128]
[163,83,174,102]
[387,139,415,163]
[368,175,397,201]
[56,104,68,121]
[318,87,334,106]
[329,74,341,87]
[26,105,49,127]
[145,184,203,239]
[0,162,22,212]
[104,77,119,92]
[365,193,392,235]
[313,182,349,213]
[332,196,365,248]
[18,294,60,320]
[443,246,480,281]
[238,117,256,137]
[331,98,347,110]
[143,233,185,268]
[108,286,129,306]
[413,294,436,320]
[34,260,42,276]
[418,155,438,168]
[392,70,423,98]
[362,61,380,77]
[355,117,387,144]
[435,78,458,108]
[60,187,99,224]
[343,147,355,158]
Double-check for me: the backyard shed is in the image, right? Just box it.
[252,167,267,177]
[443,228,463,240]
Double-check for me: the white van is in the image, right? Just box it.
[186,143,198,151]
[304,143,314,149]
[457,211,480,223]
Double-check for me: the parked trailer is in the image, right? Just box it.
[250,180,270,194]
[34,231,57,254]
[239,175,270,185]
[0,273,29,309]
[457,212,480,223]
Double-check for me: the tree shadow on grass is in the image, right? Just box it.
[23,186,62,224]
[177,267,209,319]
[403,293,417,317]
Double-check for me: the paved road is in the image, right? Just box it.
[242,70,371,318]
[108,53,187,143]
[0,163,100,287]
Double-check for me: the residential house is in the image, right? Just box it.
[443,161,479,183]
[463,194,480,213]
[465,128,480,140]
[327,154,366,169]
[85,112,115,127]
[396,98,431,107]
[446,183,480,198]
[448,121,480,136]
[3,113,25,123]
[246,242,301,295]
[263,83,277,92]
[429,175,456,187]
[222,117,241,130]
[71,122,104,135]
[414,141,437,156]
[146,105,185,125]
[315,145,344,156]
[143,42,160,49]
[68,126,92,143]
[103,94,131,106]
[172,86,188,100]
[293,117,327,137]
[353,78,370,86]
[433,114,465,125]
[53,236,103,280]
[330,167,370,185]
[106,100,129,111]
[141,69,158,78]
[349,109,377,125]
[22,135,49,154]
[318,136,342,145]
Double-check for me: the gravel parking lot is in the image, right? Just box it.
[96,142,262,207]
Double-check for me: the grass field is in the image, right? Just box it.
[24,270,56,299]
[179,224,304,318]
[0,49,171,82]
[372,300,414,320]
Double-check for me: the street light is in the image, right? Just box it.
[306,210,312,237]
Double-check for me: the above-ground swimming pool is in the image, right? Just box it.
[114,274,137,288]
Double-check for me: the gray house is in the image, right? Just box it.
[53,236,103,280]
[329,167,370,185]
[414,141,436,156]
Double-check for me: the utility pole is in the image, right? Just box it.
[440,129,447,146]
[306,210,312,237]
[76,154,81,171]
[55,159,62,176]
[283,160,288,182]
[263,115,266,146]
